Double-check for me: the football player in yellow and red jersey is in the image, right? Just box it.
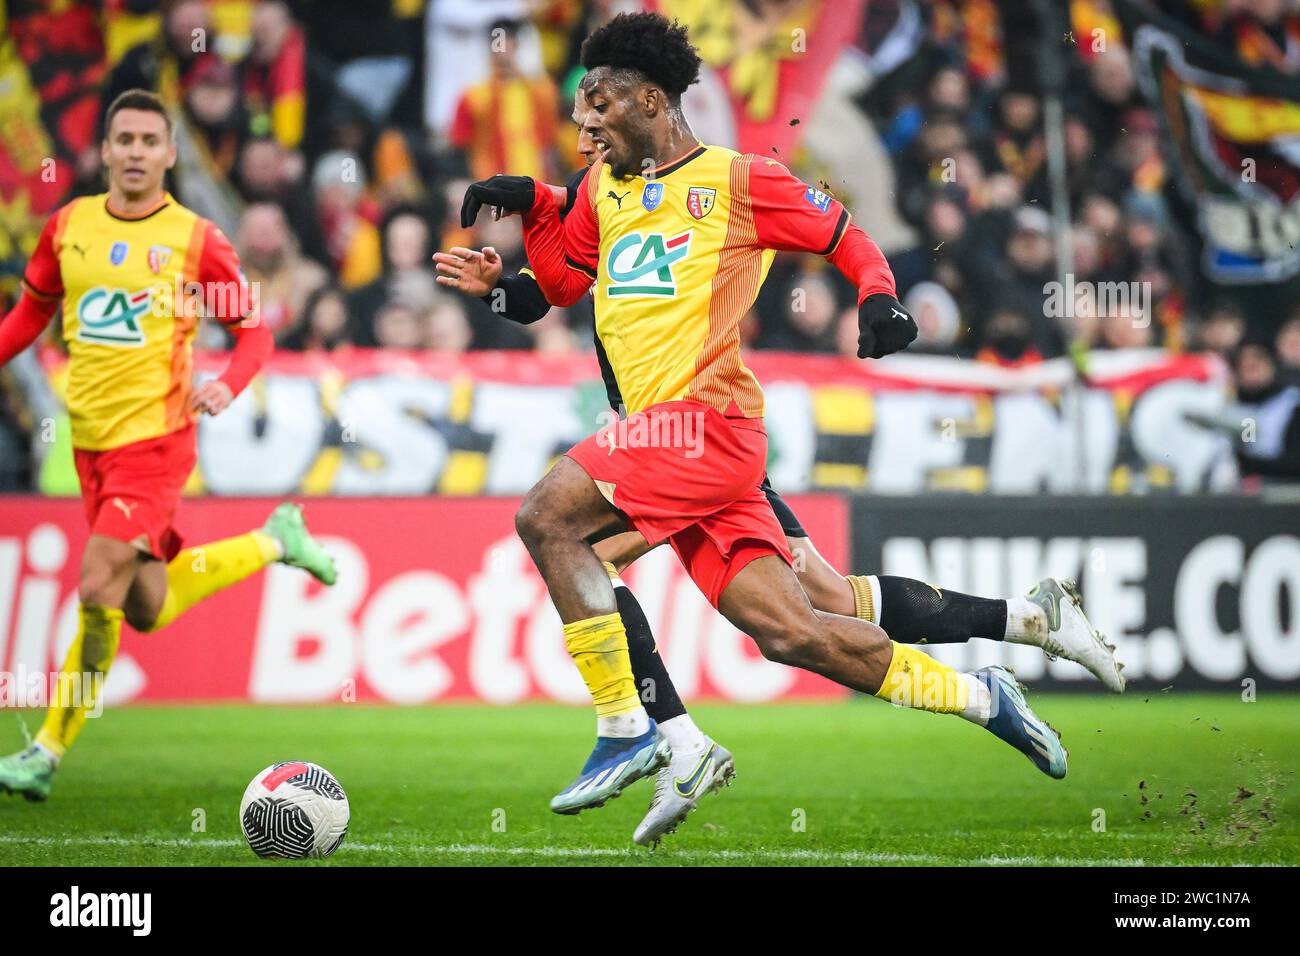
[437,83,1124,844]
[462,14,1074,814]
[0,90,337,801]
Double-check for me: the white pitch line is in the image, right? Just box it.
[0,834,1171,866]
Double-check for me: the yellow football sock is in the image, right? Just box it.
[145,531,280,632]
[35,604,123,758]
[873,641,968,714]
[847,574,877,623]
[562,612,641,717]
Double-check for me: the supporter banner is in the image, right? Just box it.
[34,346,1235,497]
[853,495,1300,690]
[0,495,848,705]
[1116,0,1300,286]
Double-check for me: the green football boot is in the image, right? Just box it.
[0,747,57,802]
[263,503,338,586]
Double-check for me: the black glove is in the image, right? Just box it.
[857,293,918,359]
[460,175,536,227]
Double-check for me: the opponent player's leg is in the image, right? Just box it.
[842,574,1123,690]
[1,535,138,801]
[515,458,669,813]
[766,483,1123,691]
[124,503,336,633]
[594,535,736,845]
[715,550,1068,779]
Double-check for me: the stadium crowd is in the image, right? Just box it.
[2,0,1300,485]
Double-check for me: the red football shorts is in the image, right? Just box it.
[566,400,792,606]
[73,423,197,562]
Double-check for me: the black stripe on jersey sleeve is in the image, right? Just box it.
[567,256,597,279]
[21,277,60,300]
[820,208,850,256]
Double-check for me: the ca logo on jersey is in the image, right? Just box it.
[606,230,692,297]
[75,287,150,346]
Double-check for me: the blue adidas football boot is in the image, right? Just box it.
[550,723,672,815]
[975,666,1068,779]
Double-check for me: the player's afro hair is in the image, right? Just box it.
[580,12,701,100]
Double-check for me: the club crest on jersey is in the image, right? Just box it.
[109,241,129,266]
[641,182,665,212]
[75,287,150,346]
[605,230,692,298]
[148,245,171,274]
[686,187,716,220]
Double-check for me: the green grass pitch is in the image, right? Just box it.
[1,694,1296,866]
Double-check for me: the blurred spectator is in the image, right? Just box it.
[903,281,962,355]
[1231,341,1300,479]
[995,206,1065,357]
[282,286,354,353]
[234,137,328,265]
[428,296,474,352]
[449,18,559,182]
[235,202,328,344]
[246,1,307,149]
[349,207,438,343]
[1277,314,1300,380]
[896,108,969,227]
[976,306,1043,367]
[528,309,582,354]
[761,271,840,353]
[312,150,382,290]
[301,0,421,134]
[1079,46,1140,155]
[171,55,247,236]
[1114,108,1164,194]
[1096,303,1155,351]
[986,88,1046,200]
[104,0,211,117]
[1198,302,1248,356]
[374,302,429,350]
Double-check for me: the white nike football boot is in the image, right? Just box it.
[632,738,735,847]
[1026,577,1126,693]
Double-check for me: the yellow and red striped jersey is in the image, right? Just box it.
[22,192,252,451]
[546,144,864,418]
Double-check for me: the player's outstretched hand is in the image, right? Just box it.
[857,293,919,359]
[191,380,233,416]
[460,175,536,227]
[433,246,503,297]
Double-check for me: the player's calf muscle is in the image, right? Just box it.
[722,556,893,692]
[720,557,821,664]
